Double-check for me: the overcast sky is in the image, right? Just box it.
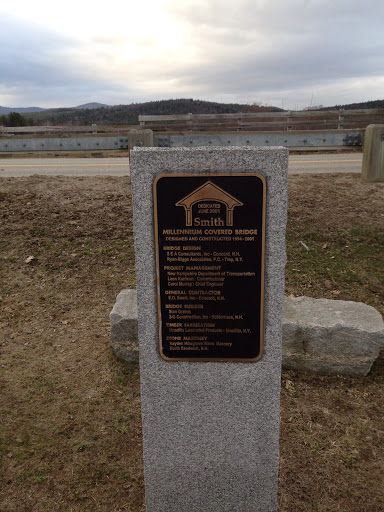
[1,0,383,109]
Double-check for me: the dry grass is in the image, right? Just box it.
[0,173,383,511]
[286,173,383,315]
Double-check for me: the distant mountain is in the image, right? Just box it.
[0,102,109,115]
[0,106,45,114]
[75,102,109,109]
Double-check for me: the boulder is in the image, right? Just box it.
[283,296,384,375]
[110,290,384,375]
[109,289,139,362]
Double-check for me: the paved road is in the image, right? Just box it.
[0,157,130,177]
[289,153,362,174]
[0,153,363,177]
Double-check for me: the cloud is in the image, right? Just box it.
[164,2,383,89]
[0,13,132,106]
[152,0,384,106]
[1,1,384,108]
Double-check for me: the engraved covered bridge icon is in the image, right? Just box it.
[176,181,243,226]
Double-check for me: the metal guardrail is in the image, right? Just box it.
[0,130,362,153]
[155,130,363,149]
[0,136,128,152]
[139,109,384,132]
[0,125,135,135]
[0,130,154,153]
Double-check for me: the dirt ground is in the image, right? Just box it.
[0,173,383,511]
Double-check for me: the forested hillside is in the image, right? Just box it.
[322,99,384,110]
[25,98,281,126]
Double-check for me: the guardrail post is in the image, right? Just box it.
[186,113,193,131]
[128,129,154,151]
[285,111,292,131]
[361,124,384,181]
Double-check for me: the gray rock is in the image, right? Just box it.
[110,289,139,362]
[283,296,384,375]
[110,291,384,376]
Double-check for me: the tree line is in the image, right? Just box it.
[0,112,35,127]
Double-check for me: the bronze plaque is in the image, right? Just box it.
[154,174,266,361]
